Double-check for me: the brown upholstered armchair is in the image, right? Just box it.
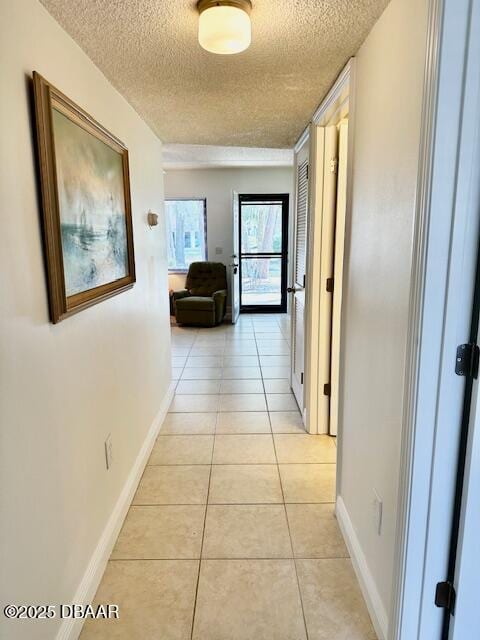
[173,262,227,327]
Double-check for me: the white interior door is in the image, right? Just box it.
[231,191,240,323]
[451,330,480,639]
[330,121,348,436]
[290,139,309,412]
[317,125,339,434]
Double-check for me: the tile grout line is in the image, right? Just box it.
[171,325,197,385]
[270,407,310,640]
[132,500,336,506]
[188,409,217,640]
[109,554,350,561]
[256,326,273,429]
[147,461,336,466]
[173,324,208,640]
[170,410,312,413]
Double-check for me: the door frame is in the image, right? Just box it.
[330,120,349,437]
[391,0,480,638]
[237,193,289,314]
[231,190,240,323]
[302,58,356,437]
[306,124,339,435]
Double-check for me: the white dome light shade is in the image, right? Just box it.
[197,1,252,55]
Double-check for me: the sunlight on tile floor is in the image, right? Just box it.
[81,314,377,640]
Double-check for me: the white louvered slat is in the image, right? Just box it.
[295,159,309,286]
[291,138,309,411]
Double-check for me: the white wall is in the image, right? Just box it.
[164,167,294,295]
[337,0,428,633]
[0,1,171,638]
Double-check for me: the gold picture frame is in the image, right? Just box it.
[33,72,135,323]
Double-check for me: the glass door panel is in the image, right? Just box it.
[239,194,289,313]
[240,204,283,253]
[241,257,282,306]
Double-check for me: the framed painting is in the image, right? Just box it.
[32,72,135,323]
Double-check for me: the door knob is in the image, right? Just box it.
[287,286,300,293]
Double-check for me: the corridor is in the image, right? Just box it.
[81,315,376,639]
[4,0,475,636]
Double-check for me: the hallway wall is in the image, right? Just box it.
[0,1,171,639]
[164,167,294,298]
[337,0,428,633]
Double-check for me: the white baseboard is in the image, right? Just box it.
[336,496,389,640]
[56,381,176,640]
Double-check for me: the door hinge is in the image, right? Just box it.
[330,158,338,174]
[303,274,306,288]
[326,277,334,293]
[323,383,331,396]
[435,581,456,613]
[300,372,304,385]
[455,343,479,378]
[306,164,309,179]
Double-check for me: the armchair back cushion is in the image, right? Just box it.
[186,262,227,296]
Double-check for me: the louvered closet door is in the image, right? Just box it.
[290,138,309,412]
[295,156,309,288]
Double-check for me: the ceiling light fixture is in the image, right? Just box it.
[197,0,252,55]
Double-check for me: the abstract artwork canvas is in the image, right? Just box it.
[33,72,135,323]
[53,108,128,296]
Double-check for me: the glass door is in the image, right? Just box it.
[238,194,289,313]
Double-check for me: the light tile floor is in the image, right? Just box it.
[81,314,376,640]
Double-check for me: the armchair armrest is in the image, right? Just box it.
[172,289,190,301]
[212,289,227,324]
[212,289,227,301]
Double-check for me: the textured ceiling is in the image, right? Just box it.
[40,0,389,148]
[163,144,293,168]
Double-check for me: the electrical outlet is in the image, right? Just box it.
[373,489,383,535]
[105,434,113,470]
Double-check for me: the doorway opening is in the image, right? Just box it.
[290,62,352,435]
[238,193,289,314]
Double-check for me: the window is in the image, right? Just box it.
[165,199,207,271]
